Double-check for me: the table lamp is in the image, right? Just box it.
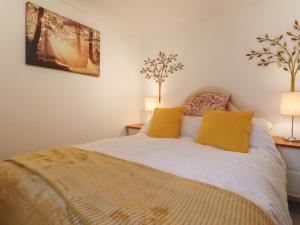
[280,92,300,142]
[145,97,158,113]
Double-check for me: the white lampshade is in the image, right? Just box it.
[145,98,158,112]
[280,92,300,116]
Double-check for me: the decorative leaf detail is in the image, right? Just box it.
[140,52,184,101]
[246,21,300,91]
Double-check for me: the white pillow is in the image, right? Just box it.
[252,118,272,132]
[180,116,202,138]
[249,118,276,151]
[139,121,150,134]
[140,116,276,151]
[139,116,202,137]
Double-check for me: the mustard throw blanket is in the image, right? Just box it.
[0,147,275,225]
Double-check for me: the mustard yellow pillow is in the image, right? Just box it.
[195,111,254,153]
[148,107,184,138]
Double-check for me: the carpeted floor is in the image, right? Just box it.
[289,200,300,225]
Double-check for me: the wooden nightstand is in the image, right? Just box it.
[273,136,300,199]
[125,124,144,136]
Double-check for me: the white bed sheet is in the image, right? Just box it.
[76,133,292,225]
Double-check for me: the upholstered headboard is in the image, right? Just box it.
[182,86,250,115]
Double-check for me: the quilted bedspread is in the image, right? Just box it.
[0,147,275,225]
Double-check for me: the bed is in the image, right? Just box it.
[0,88,292,225]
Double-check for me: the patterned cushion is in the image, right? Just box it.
[184,93,231,116]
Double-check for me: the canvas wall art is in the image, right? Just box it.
[26,2,100,77]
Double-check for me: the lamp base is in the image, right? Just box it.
[283,137,300,143]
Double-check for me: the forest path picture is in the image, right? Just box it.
[26,2,100,77]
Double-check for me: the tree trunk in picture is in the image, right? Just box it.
[291,74,296,92]
[158,83,162,103]
[29,7,45,61]
[89,29,97,64]
[43,29,49,61]
[76,24,81,54]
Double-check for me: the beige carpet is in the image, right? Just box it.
[289,200,300,225]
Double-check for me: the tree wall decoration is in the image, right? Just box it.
[246,21,300,92]
[140,52,184,103]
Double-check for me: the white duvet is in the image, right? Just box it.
[76,117,292,225]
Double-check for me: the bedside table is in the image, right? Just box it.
[125,123,144,136]
[273,136,300,199]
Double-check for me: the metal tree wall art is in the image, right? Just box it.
[246,20,300,91]
[140,52,184,102]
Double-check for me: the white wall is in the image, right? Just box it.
[141,0,300,137]
[0,0,142,159]
[2,0,300,159]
